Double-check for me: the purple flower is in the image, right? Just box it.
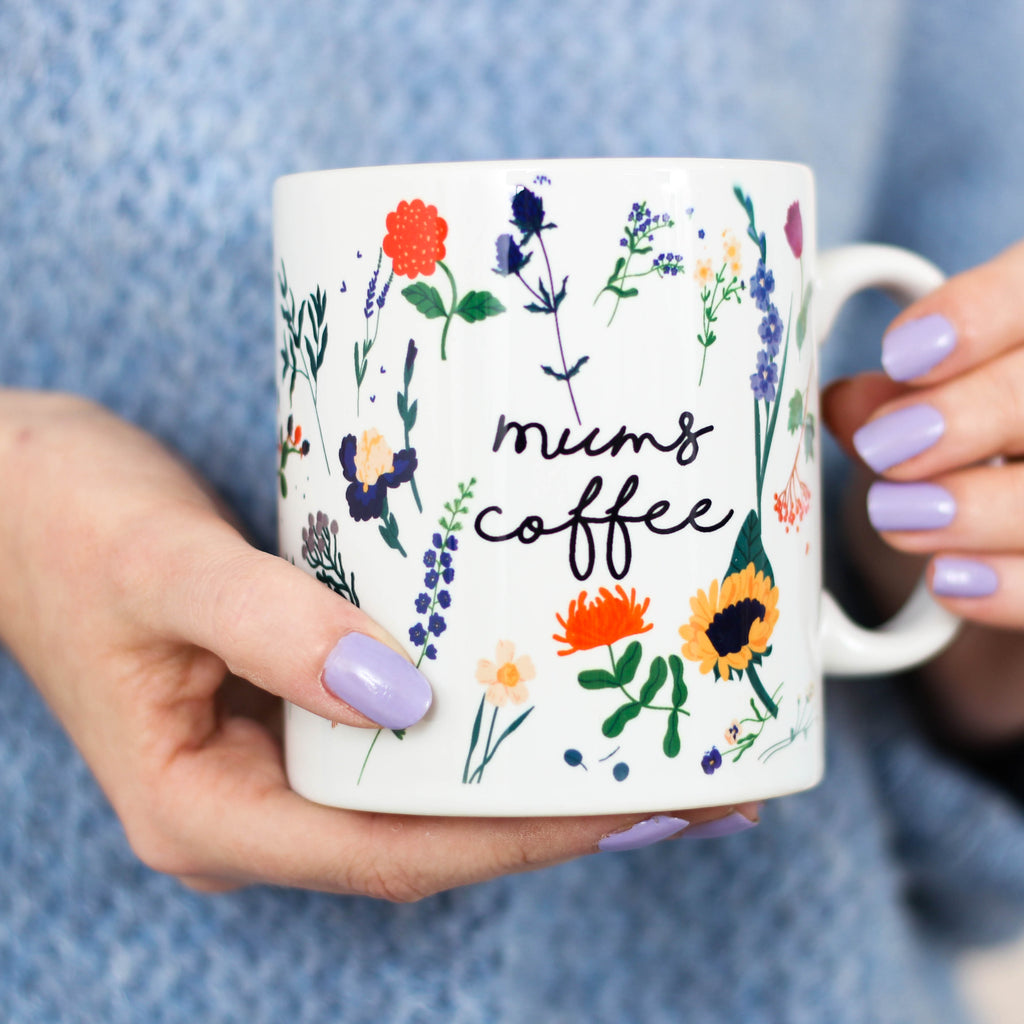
[339,431,417,522]
[437,590,452,609]
[494,233,532,276]
[433,532,443,549]
[510,187,550,243]
[409,623,427,647]
[784,201,803,259]
[758,305,783,355]
[439,552,452,568]
[415,592,431,614]
[701,747,723,775]
[424,569,439,589]
[428,613,447,637]
[425,644,438,660]
[749,260,775,312]
[442,566,455,585]
[423,549,437,568]
[446,536,458,551]
[750,350,779,402]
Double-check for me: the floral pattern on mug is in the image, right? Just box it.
[463,640,537,784]
[555,587,690,758]
[386,198,506,360]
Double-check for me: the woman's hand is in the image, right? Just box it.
[0,391,754,898]
[824,241,1024,745]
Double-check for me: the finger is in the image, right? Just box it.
[927,554,1024,631]
[124,512,432,731]
[864,462,1024,556]
[821,372,908,458]
[881,240,1024,384]
[848,345,1024,479]
[140,718,761,899]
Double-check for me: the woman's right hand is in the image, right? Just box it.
[0,390,756,898]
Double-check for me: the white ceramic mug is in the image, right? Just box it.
[274,158,958,816]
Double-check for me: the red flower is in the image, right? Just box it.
[382,199,448,279]
[784,201,803,259]
[553,586,653,656]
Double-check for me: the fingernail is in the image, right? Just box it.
[932,557,998,598]
[882,313,957,381]
[867,481,956,532]
[853,404,945,473]
[598,815,690,853]
[321,633,433,730]
[680,810,758,840]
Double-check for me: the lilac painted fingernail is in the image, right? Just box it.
[853,405,945,473]
[680,810,758,839]
[932,557,998,598]
[882,313,957,381]
[598,815,690,852]
[321,633,433,729]
[867,481,956,532]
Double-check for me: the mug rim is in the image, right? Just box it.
[274,156,813,190]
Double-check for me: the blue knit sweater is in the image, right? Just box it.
[3,2,1024,1021]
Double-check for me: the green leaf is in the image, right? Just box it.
[606,257,627,285]
[602,701,643,738]
[604,286,640,299]
[787,390,804,434]
[397,392,407,417]
[616,641,642,685]
[403,282,447,319]
[456,290,506,323]
[638,656,668,706]
[803,413,816,460]
[406,399,418,429]
[577,669,620,690]
[725,509,775,583]
[796,284,812,350]
[466,694,485,766]
[493,706,534,748]
[663,710,681,758]
[668,655,688,709]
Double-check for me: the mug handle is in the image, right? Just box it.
[815,244,960,675]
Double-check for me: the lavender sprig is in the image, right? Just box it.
[353,248,394,414]
[301,511,359,606]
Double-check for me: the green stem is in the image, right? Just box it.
[357,729,383,785]
[745,663,778,719]
[438,260,457,361]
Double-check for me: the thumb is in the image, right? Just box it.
[153,518,433,730]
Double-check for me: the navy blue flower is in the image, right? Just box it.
[409,623,427,647]
[433,532,443,549]
[423,549,437,568]
[750,260,775,312]
[339,431,417,522]
[750,349,779,402]
[494,233,532,276]
[425,644,438,660]
[415,592,431,614]
[439,551,452,568]
[442,566,455,585]
[424,569,439,589]
[510,187,551,243]
[758,304,783,355]
[701,747,723,775]
[428,613,447,637]
[437,590,452,609]
[446,536,458,551]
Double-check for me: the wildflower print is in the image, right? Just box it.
[725,720,742,746]
[353,248,394,414]
[301,511,359,606]
[385,198,505,360]
[701,747,723,775]
[784,201,804,259]
[339,429,417,556]
[278,261,331,471]
[407,479,475,669]
[553,585,653,656]
[679,562,780,718]
[494,186,586,424]
[395,338,423,512]
[774,373,816,532]
[555,588,689,758]
[277,414,310,498]
[463,640,536,784]
[695,227,745,385]
[594,200,683,325]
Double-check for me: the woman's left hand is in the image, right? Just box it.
[824,240,1024,745]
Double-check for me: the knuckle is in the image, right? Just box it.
[356,859,432,904]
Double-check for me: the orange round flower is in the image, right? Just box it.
[553,585,653,656]
[382,198,448,278]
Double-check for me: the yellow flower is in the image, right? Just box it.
[722,229,742,276]
[475,640,536,707]
[354,428,395,491]
[695,257,714,288]
[679,563,779,680]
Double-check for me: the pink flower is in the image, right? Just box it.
[784,201,803,259]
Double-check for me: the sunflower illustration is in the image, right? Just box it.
[679,563,778,679]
